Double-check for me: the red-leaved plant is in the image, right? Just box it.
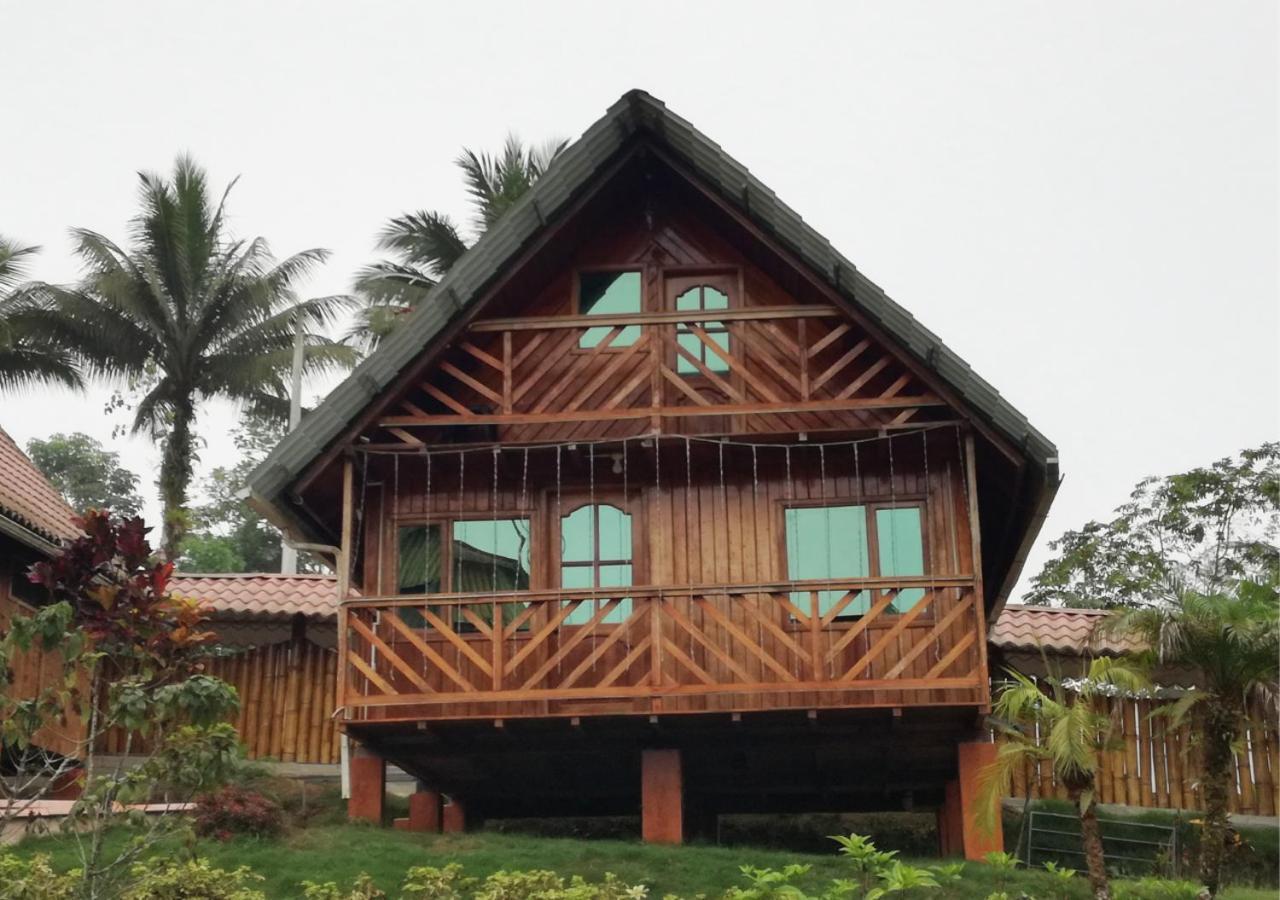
[193,785,284,840]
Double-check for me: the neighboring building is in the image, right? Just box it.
[0,426,82,759]
[247,90,1060,857]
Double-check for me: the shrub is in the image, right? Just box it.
[193,784,284,840]
[1112,878,1207,900]
[121,860,267,900]
[301,874,387,900]
[0,854,76,900]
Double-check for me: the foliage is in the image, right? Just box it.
[1026,444,1278,609]
[33,155,355,554]
[26,431,142,517]
[301,866,643,900]
[302,873,387,900]
[119,859,268,900]
[400,863,475,900]
[0,853,77,900]
[0,238,81,392]
[193,785,285,841]
[1111,878,1207,900]
[178,414,319,573]
[1,510,240,898]
[351,134,567,352]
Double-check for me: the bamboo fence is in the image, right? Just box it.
[1006,696,1280,816]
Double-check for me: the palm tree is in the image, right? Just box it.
[350,134,566,352]
[0,238,81,391]
[1108,584,1279,897]
[42,156,355,557]
[980,656,1149,900]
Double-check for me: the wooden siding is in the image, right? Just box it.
[0,574,85,759]
[1007,697,1280,817]
[342,432,989,721]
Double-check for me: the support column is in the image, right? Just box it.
[442,796,466,833]
[956,740,1003,860]
[938,780,963,856]
[409,786,442,832]
[347,744,385,824]
[641,748,683,844]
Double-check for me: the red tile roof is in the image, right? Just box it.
[169,573,338,622]
[990,604,1143,656]
[0,426,78,550]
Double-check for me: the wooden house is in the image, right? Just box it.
[0,426,84,761]
[247,90,1060,856]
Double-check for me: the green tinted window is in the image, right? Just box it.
[452,519,531,593]
[876,507,925,612]
[561,504,633,624]
[580,272,641,348]
[784,505,870,616]
[398,524,443,595]
[675,286,730,374]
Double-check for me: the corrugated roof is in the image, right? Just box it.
[247,89,1059,567]
[989,604,1143,656]
[169,573,338,622]
[0,425,78,552]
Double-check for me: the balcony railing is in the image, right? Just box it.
[337,576,987,722]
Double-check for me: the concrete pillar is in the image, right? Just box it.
[641,748,683,844]
[347,745,385,824]
[408,787,442,833]
[938,779,963,856]
[47,766,85,801]
[955,740,1003,860]
[442,796,466,833]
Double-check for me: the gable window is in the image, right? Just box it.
[784,503,926,615]
[578,271,641,349]
[675,285,730,374]
[397,518,531,626]
[560,503,632,624]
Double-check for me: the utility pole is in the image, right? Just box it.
[280,328,305,574]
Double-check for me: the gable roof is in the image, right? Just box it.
[989,604,1143,656]
[0,426,78,555]
[247,90,1060,595]
[169,572,339,622]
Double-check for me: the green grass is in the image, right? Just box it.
[9,827,1278,899]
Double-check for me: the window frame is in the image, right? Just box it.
[778,494,932,618]
[392,510,537,597]
[573,267,645,351]
[664,271,739,380]
[548,491,644,626]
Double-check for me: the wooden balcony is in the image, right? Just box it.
[372,305,951,443]
[337,576,988,723]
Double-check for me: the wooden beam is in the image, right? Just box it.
[965,431,993,710]
[378,395,946,428]
[469,304,839,332]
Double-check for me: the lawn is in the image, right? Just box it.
[9,825,1279,899]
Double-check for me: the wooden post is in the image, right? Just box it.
[963,432,991,709]
[348,744,385,824]
[641,748,684,844]
[336,456,355,711]
[957,740,1003,860]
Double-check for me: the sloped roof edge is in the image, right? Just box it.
[248,89,1058,541]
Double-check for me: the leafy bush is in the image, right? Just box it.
[121,860,267,899]
[0,854,76,900]
[193,784,284,840]
[302,874,387,900]
[1112,877,1207,900]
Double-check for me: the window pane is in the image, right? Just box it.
[452,519,531,593]
[580,272,641,348]
[703,287,728,310]
[398,525,443,594]
[561,506,594,562]
[675,287,701,311]
[597,505,631,561]
[876,507,925,612]
[785,505,870,616]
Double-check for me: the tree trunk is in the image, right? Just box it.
[158,399,195,559]
[1070,783,1111,900]
[1199,703,1238,897]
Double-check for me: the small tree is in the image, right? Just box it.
[980,657,1148,900]
[27,431,143,518]
[0,510,239,899]
[1108,583,1279,897]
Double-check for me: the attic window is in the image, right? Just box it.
[578,271,641,348]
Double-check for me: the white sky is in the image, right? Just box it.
[1,1,1275,597]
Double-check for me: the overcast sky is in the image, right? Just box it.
[1,1,1275,595]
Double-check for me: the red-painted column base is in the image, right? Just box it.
[347,746,386,824]
[938,779,963,856]
[47,767,85,801]
[442,796,466,833]
[956,740,1003,860]
[408,789,442,832]
[641,748,683,844]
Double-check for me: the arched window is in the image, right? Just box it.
[674,285,730,374]
[560,503,633,624]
